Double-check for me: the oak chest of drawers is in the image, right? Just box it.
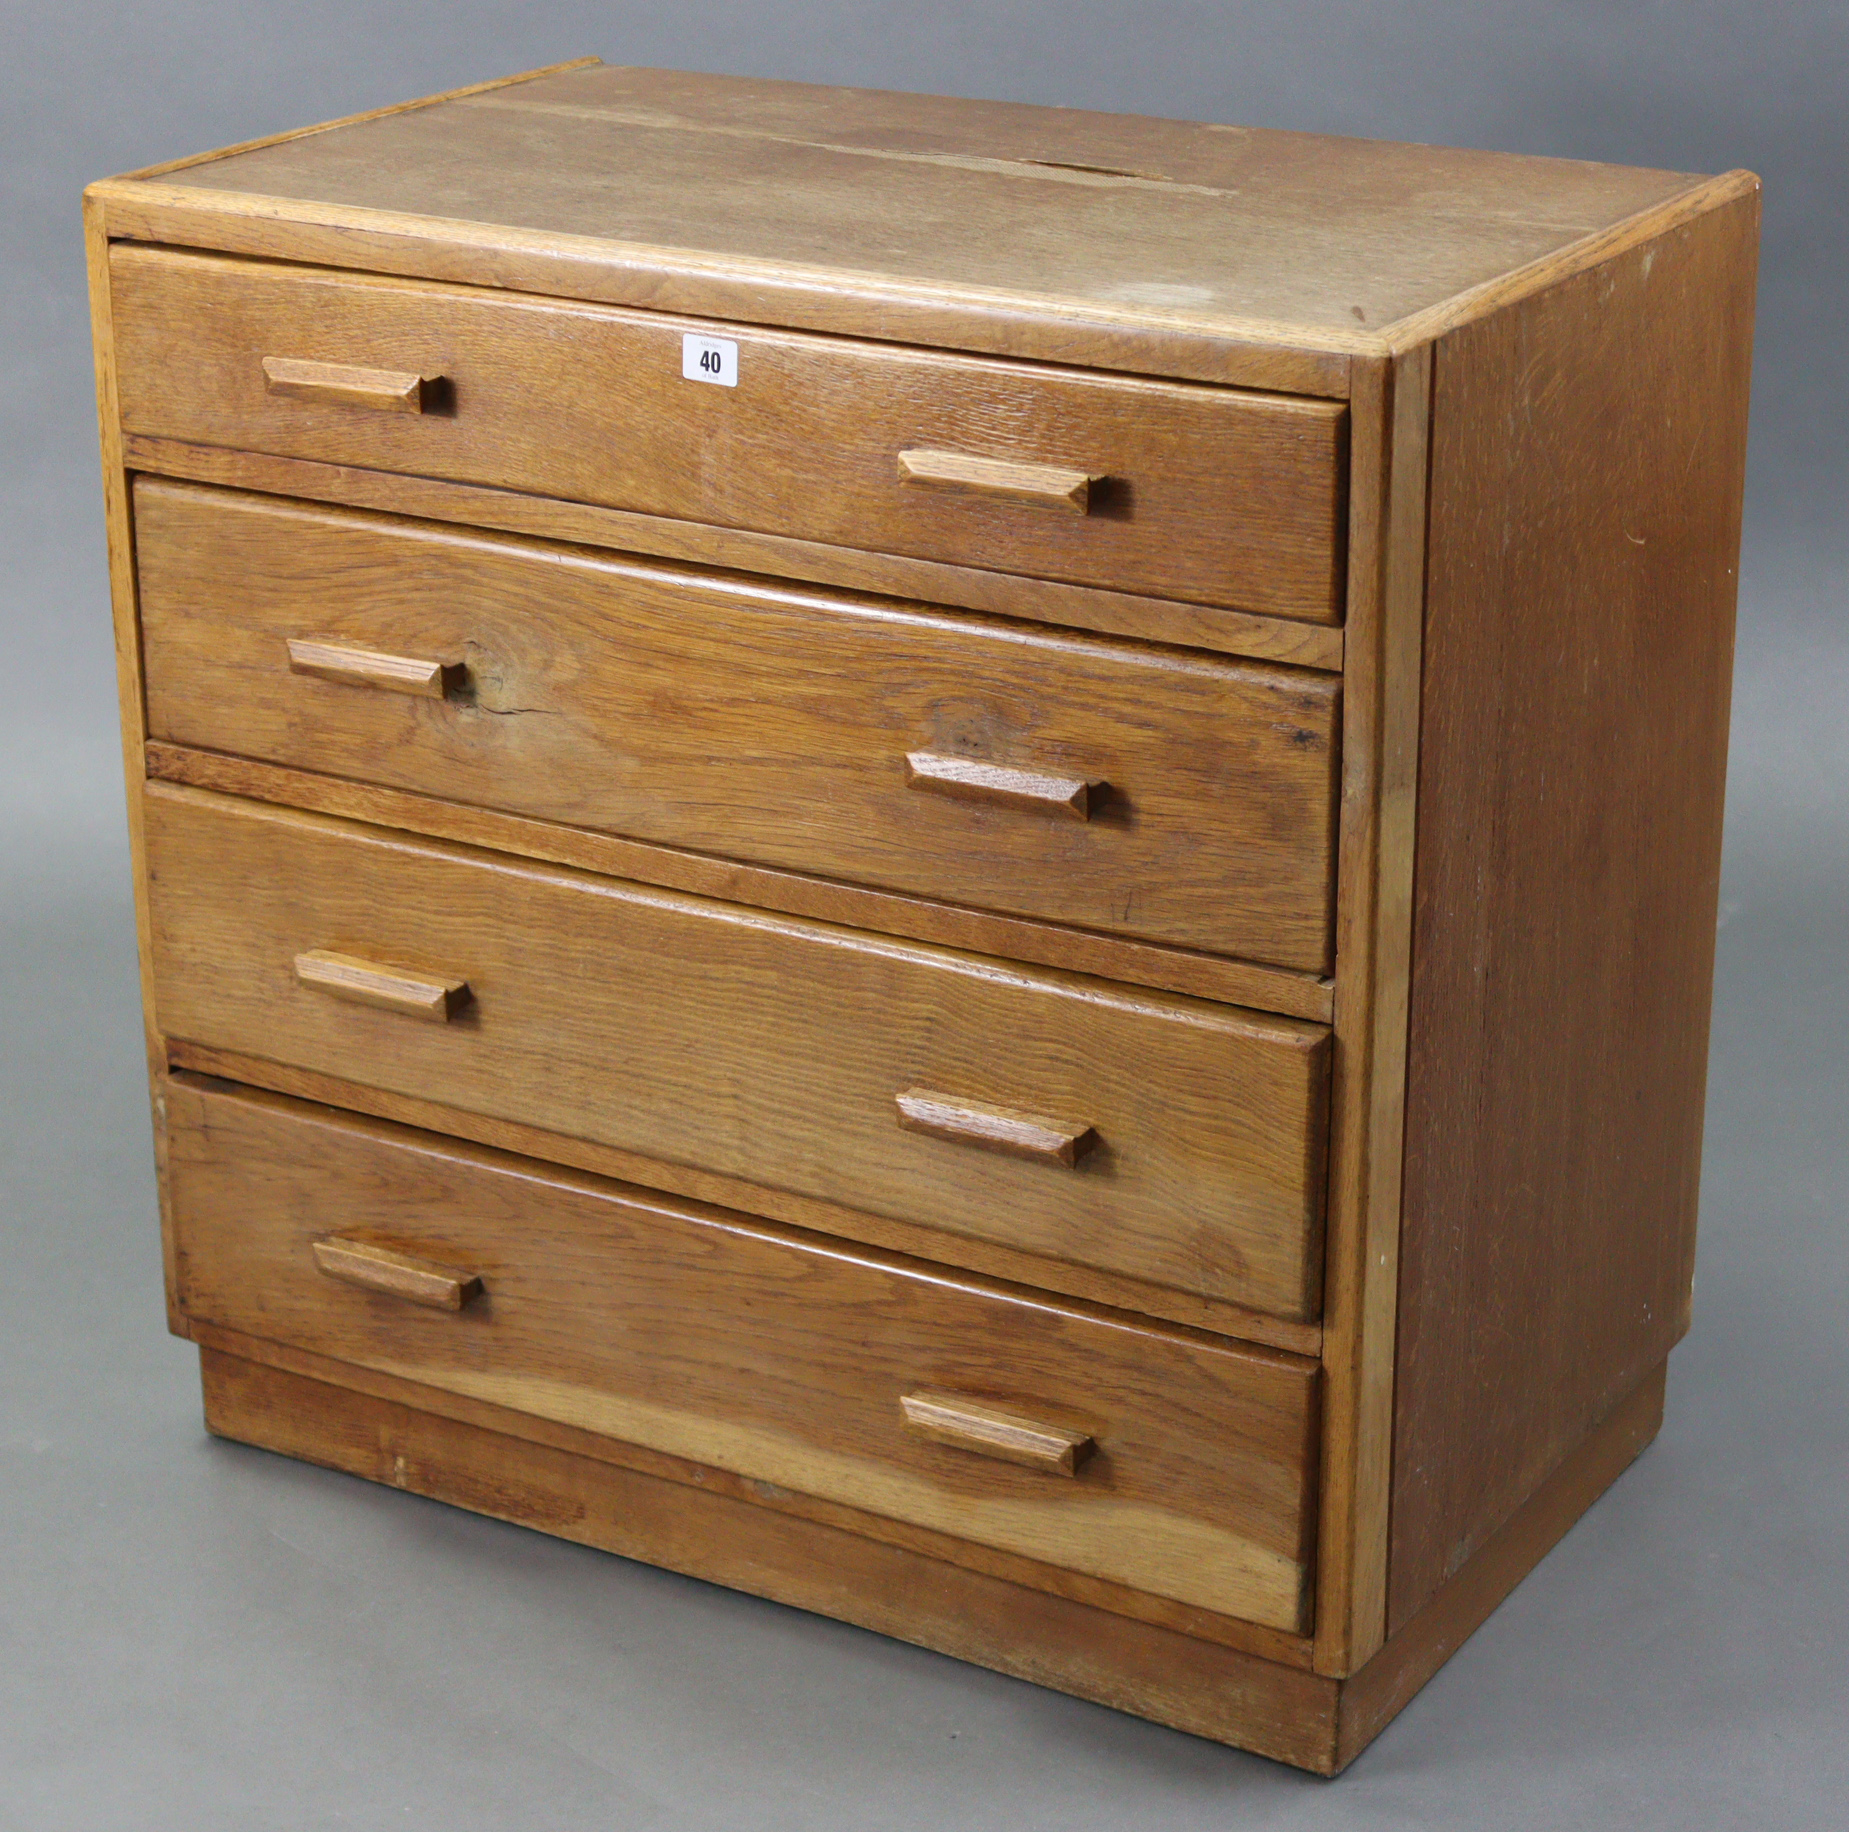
[86,59,1758,1773]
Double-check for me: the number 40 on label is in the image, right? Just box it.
[682,334,739,387]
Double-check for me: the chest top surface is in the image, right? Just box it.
[138,62,1713,353]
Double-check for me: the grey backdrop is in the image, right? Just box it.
[3,5,1844,1827]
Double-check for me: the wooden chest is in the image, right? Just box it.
[85,59,1757,1772]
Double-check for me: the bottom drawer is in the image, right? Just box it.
[165,1076,1320,1633]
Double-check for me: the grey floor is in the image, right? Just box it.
[2,517,1846,1826]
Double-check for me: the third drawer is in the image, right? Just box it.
[144,782,1330,1321]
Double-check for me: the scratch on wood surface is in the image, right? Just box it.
[460,95,1237,198]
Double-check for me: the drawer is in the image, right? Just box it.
[136,480,1339,973]
[165,1076,1320,1631]
[109,245,1348,622]
[144,784,1330,1321]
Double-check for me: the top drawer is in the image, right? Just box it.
[108,246,1348,623]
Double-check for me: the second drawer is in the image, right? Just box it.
[135,479,1340,973]
[144,783,1330,1321]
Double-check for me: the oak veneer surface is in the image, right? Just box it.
[1389,189,1758,1628]
[186,1297,1316,1665]
[1310,345,1431,1678]
[124,433,1349,669]
[142,782,1330,1320]
[108,246,1348,621]
[84,183,184,1336]
[167,1078,1319,1629]
[88,62,1761,1770]
[144,740,1335,1029]
[193,1342,1669,1775]
[135,478,1340,972]
[161,1042,1325,1358]
[140,63,1709,350]
[199,1346,1344,1770]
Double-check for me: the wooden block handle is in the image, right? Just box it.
[897,447,1102,514]
[312,1236,483,1311]
[905,752,1094,821]
[900,1392,1096,1476]
[262,355,432,413]
[294,949,471,1022]
[287,637,458,699]
[895,1087,1098,1167]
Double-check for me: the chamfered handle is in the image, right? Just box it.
[899,1392,1096,1476]
[262,354,434,413]
[286,637,459,699]
[896,447,1103,514]
[895,1087,1098,1168]
[905,751,1095,821]
[294,949,471,1022]
[312,1236,483,1310]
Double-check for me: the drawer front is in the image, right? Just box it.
[166,1077,1319,1631]
[137,480,1339,973]
[110,246,1348,622]
[144,784,1330,1320]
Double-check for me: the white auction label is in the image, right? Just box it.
[682,333,739,387]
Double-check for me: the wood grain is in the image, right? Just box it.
[191,1336,1672,1769]
[89,65,1762,1764]
[106,57,605,184]
[902,754,1087,820]
[262,354,429,412]
[180,1290,1313,1663]
[110,246,1349,621]
[144,782,1332,1320]
[93,178,1355,400]
[122,435,1348,669]
[163,1045,1325,1356]
[143,741,1335,1024]
[894,1088,1098,1168]
[896,448,1099,513]
[311,1236,484,1310]
[168,1078,1320,1629]
[1389,186,1759,1629]
[199,1346,1345,1767]
[285,636,453,698]
[293,948,469,1021]
[134,478,1341,972]
[84,192,179,1330]
[118,63,1712,376]
[904,753,1094,822]
[1311,346,1433,1677]
[898,1394,1096,1476]
[1381,169,1761,351]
